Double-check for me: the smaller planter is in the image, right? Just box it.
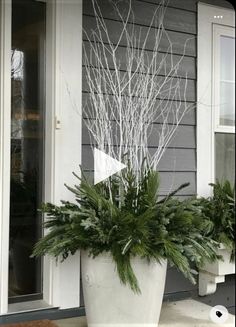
[198,244,235,296]
[202,244,235,275]
[81,251,167,327]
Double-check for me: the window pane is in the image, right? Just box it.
[219,35,235,127]
[215,133,235,184]
[220,36,235,81]
[9,0,46,299]
[220,81,235,126]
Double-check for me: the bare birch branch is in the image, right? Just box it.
[83,0,195,186]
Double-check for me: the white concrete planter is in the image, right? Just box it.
[81,251,167,327]
[202,244,235,275]
[199,244,235,296]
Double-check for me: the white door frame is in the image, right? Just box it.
[0,0,11,314]
[0,0,83,313]
[43,0,83,309]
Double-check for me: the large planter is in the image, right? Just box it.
[81,251,167,327]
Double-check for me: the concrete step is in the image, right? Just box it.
[54,299,235,327]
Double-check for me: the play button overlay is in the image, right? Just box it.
[94,148,126,184]
[210,305,229,324]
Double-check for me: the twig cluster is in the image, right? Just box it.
[83,0,194,185]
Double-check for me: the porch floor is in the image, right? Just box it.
[54,299,235,327]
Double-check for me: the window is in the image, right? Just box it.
[197,2,235,196]
[213,26,235,130]
[213,24,235,184]
[9,0,46,302]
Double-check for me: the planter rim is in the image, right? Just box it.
[81,250,167,265]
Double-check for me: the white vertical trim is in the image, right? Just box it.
[43,0,83,309]
[0,0,11,314]
[43,0,57,306]
[197,3,235,197]
[212,25,235,134]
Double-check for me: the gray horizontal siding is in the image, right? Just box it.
[83,1,197,34]
[157,148,196,171]
[157,171,196,195]
[82,146,196,172]
[142,0,233,11]
[165,267,195,294]
[82,94,196,125]
[83,16,196,56]
[82,70,196,101]
[83,41,196,79]
[82,121,195,148]
[200,0,233,9]
[141,0,198,11]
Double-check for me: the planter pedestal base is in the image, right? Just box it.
[198,271,225,296]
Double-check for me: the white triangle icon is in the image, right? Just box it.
[94,148,126,184]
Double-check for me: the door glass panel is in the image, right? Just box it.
[215,133,235,184]
[219,36,235,126]
[9,0,46,300]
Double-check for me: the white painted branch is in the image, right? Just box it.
[83,0,194,186]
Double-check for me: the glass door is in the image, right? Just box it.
[9,0,46,302]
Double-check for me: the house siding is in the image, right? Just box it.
[82,0,235,314]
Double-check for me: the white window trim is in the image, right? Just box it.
[197,2,235,197]
[0,0,83,314]
[212,24,235,134]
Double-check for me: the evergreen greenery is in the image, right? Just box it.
[32,166,220,293]
[198,180,235,260]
